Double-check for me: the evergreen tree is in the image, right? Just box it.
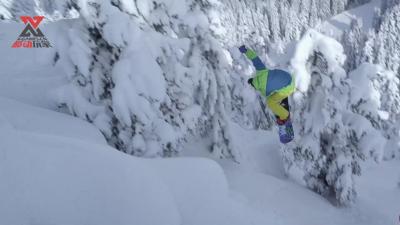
[361,31,376,63]
[285,30,384,205]
[375,5,400,73]
[342,18,365,71]
[56,0,240,159]
[360,2,400,159]
[349,64,400,159]
[217,0,366,51]
[381,0,400,14]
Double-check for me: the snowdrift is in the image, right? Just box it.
[0,97,263,225]
[0,97,105,144]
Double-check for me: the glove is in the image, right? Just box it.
[239,45,247,53]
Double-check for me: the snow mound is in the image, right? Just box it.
[0,97,267,225]
[0,21,67,109]
[151,158,267,225]
[0,97,105,144]
[0,129,181,225]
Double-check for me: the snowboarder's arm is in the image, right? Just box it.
[246,50,266,71]
[239,45,267,71]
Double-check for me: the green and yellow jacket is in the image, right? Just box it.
[244,49,294,97]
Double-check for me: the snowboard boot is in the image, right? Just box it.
[276,114,290,125]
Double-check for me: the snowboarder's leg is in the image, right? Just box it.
[267,92,290,121]
[268,80,295,144]
[268,78,295,121]
[274,97,289,120]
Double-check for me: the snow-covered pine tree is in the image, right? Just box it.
[347,0,372,7]
[138,0,239,159]
[358,2,400,158]
[364,1,400,74]
[0,0,12,19]
[381,0,400,14]
[342,18,365,71]
[361,30,377,64]
[349,63,400,159]
[375,4,400,75]
[0,0,374,160]
[217,0,369,53]
[284,30,384,205]
[330,0,347,15]
[55,0,240,159]
[0,0,75,21]
[371,7,382,33]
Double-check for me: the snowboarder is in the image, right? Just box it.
[239,45,295,143]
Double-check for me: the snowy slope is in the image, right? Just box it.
[0,129,181,225]
[0,20,67,109]
[224,160,400,225]
[184,123,400,225]
[0,96,273,225]
[1,95,399,225]
[0,97,105,144]
[357,161,400,225]
[318,0,381,39]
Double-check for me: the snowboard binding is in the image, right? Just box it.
[275,98,294,144]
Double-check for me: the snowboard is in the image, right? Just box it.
[276,98,294,144]
[278,118,294,144]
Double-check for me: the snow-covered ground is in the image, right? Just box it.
[1,2,400,225]
[0,95,271,225]
[1,95,398,225]
[0,20,66,109]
